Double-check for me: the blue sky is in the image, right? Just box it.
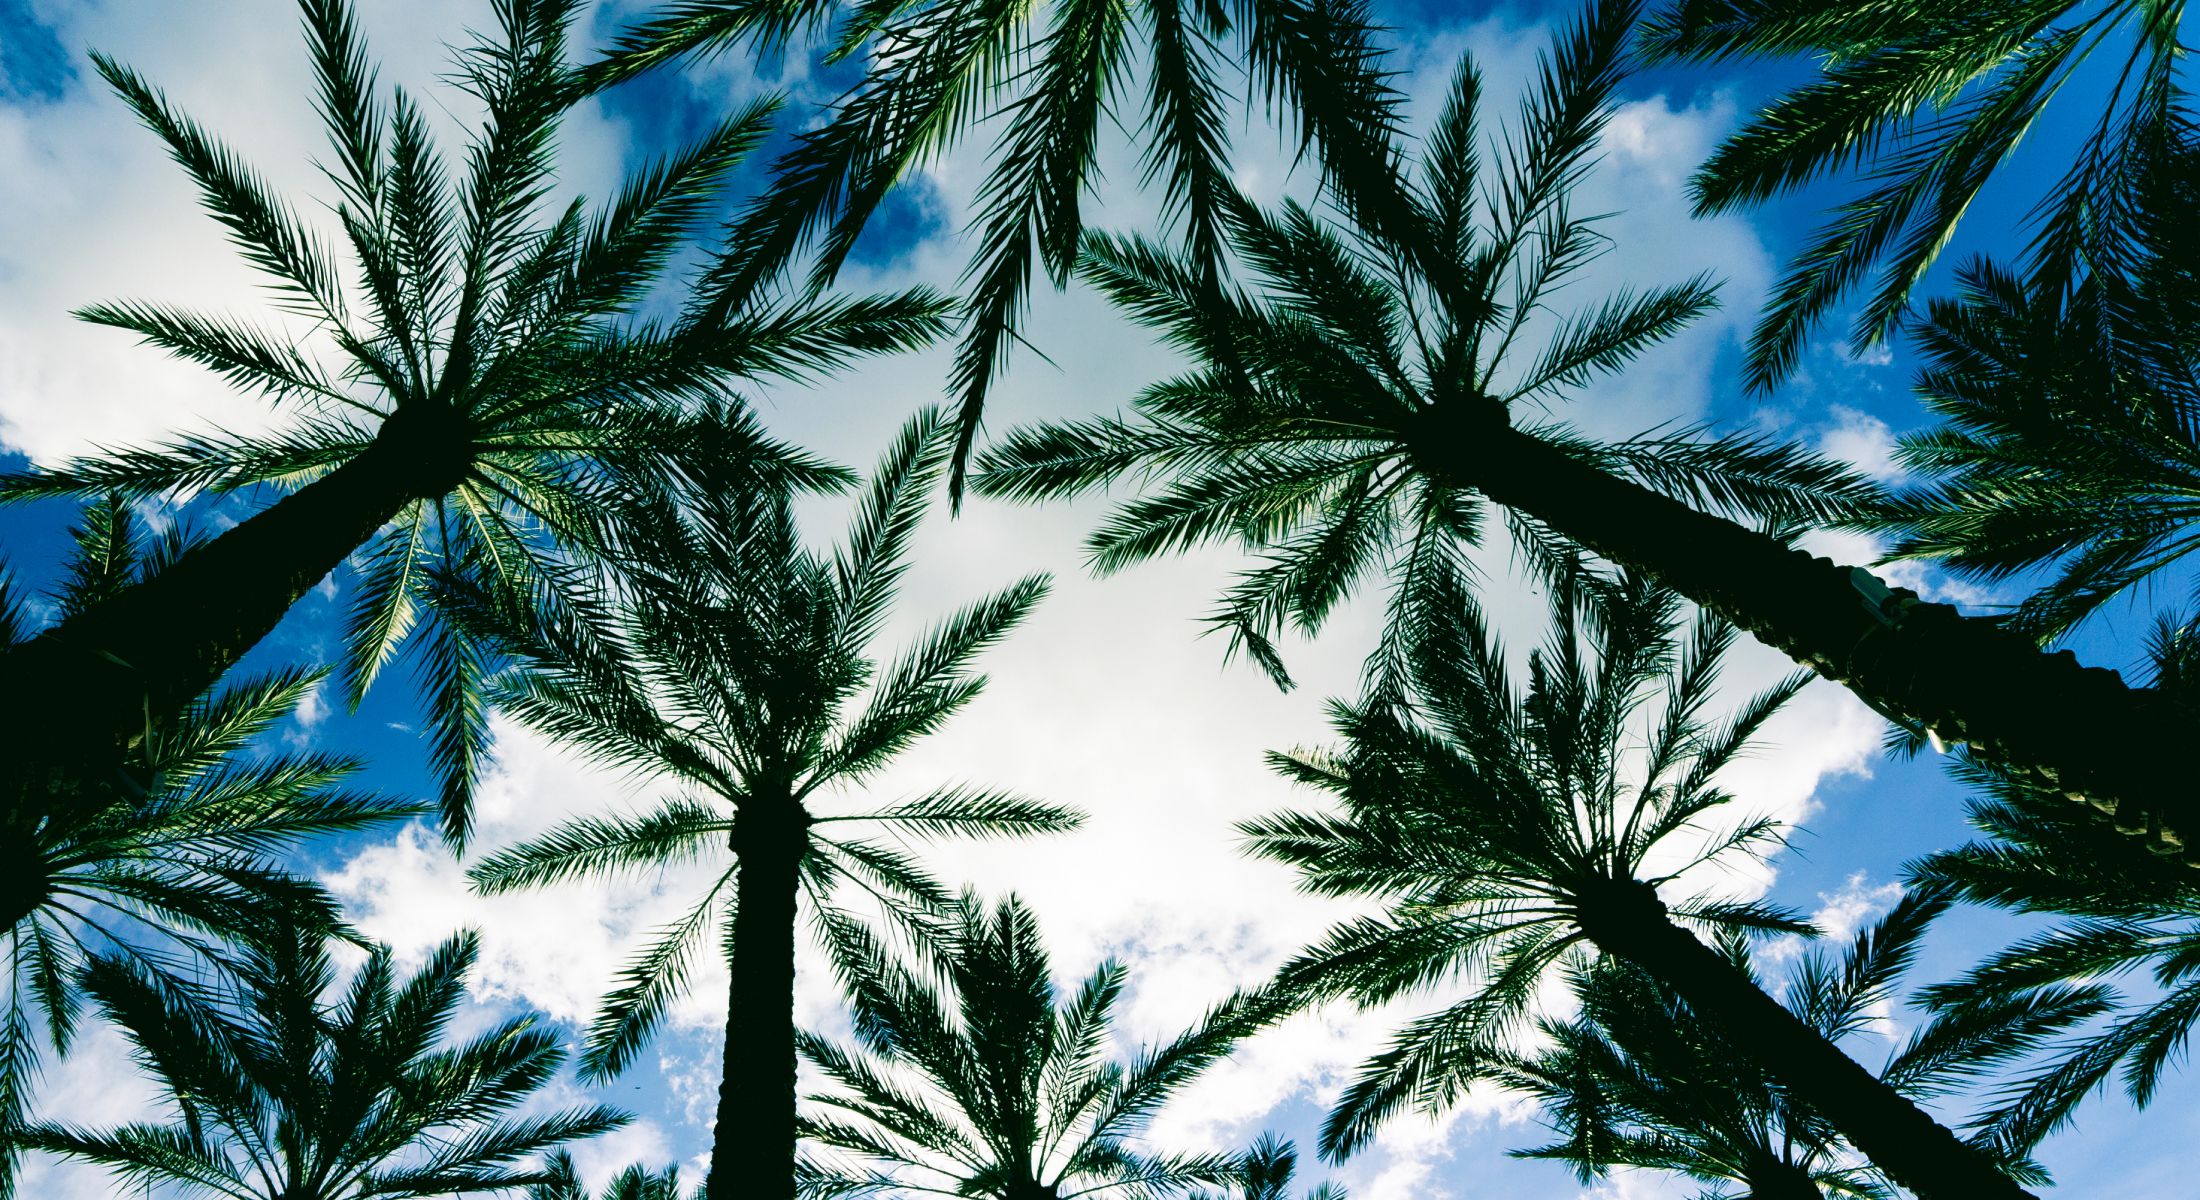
[2,1,2195,1196]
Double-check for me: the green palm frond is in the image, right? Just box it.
[13,918,627,1200]
[972,6,1879,687]
[576,0,1403,489]
[0,0,951,838]
[798,894,1261,1198]
[1641,0,2194,387]
[1244,568,1813,1161]
[0,499,421,1200]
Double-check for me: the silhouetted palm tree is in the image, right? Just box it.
[1910,617,2200,1162]
[1493,891,2096,1198]
[1640,0,2197,387]
[0,496,420,1198]
[1869,133,2200,647]
[580,0,1403,485]
[9,917,625,1199]
[467,412,1079,1200]
[1216,1135,1345,1200]
[1243,566,2034,1199]
[0,0,953,842]
[797,893,1258,1198]
[528,1150,695,1200]
[972,2,2194,850]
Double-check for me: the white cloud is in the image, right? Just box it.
[1820,404,1906,483]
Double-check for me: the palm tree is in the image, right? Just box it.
[1219,1135,1345,1200]
[1868,131,2200,645]
[577,0,1403,486]
[1638,0,2196,388]
[1490,892,2099,1199]
[465,412,1081,1200]
[9,916,626,1199]
[0,495,422,1198]
[0,0,953,842]
[1241,565,2035,1199]
[797,893,1257,1198]
[1909,618,2200,1164]
[528,1151,694,1200]
[970,2,2196,852]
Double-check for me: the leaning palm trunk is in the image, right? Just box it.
[1573,878,2030,1200]
[1432,424,2188,848]
[1,418,458,821]
[715,819,807,1200]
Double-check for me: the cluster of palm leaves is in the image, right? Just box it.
[2,0,2196,1196]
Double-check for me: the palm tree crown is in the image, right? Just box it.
[1869,133,2200,641]
[1244,569,2037,1200]
[10,918,626,1199]
[1641,0,2197,387]
[0,0,953,840]
[798,893,1258,1198]
[0,496,420,1198]
[1244,568,1809,1156]
[973,1,1873,686]
[528,1150,695,1200]
[465,411,1080,1197]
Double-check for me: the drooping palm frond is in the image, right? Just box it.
[1640,0,2195,389]
[798,893,1262,1198]
[579,0,1404,490]
[0,0,953,843]
[973,7,1879,688]
[10,917,627,1200]
[0,497,421,1200]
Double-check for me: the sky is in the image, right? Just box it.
[2,1,2196,1197]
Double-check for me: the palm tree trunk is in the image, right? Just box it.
[709,818,806,1200]
[1746,1159,1826,1200]
[1575,878,2032,1200]
[0,412,467,826]
[1425,423,2190,847]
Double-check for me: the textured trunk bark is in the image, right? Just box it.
[1576,879,2032,1200]
[1423,422,2192,851]
[0,408,469,826]
[707,817,806,1200]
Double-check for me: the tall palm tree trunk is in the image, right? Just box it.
[1424,423,2189,843]
[0,413,466,828]
[1574,878,2032,1200]
[712,817,806,1200]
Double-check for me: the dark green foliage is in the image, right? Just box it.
[0,0,952,838]
[1244,566,1811,1157]
[1910,623,2200,1161]
[1870,132,2200,639]
[465,410,1078,1080]
[0,497,421,1199]
[528,1150,698,1200]
[1492,892,2096,1197]
[581,0,1404,488]
[974,8,1874,686]
[796,893,1261,1197]
[9,919,626,1199]
[1640,0,2195,387]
